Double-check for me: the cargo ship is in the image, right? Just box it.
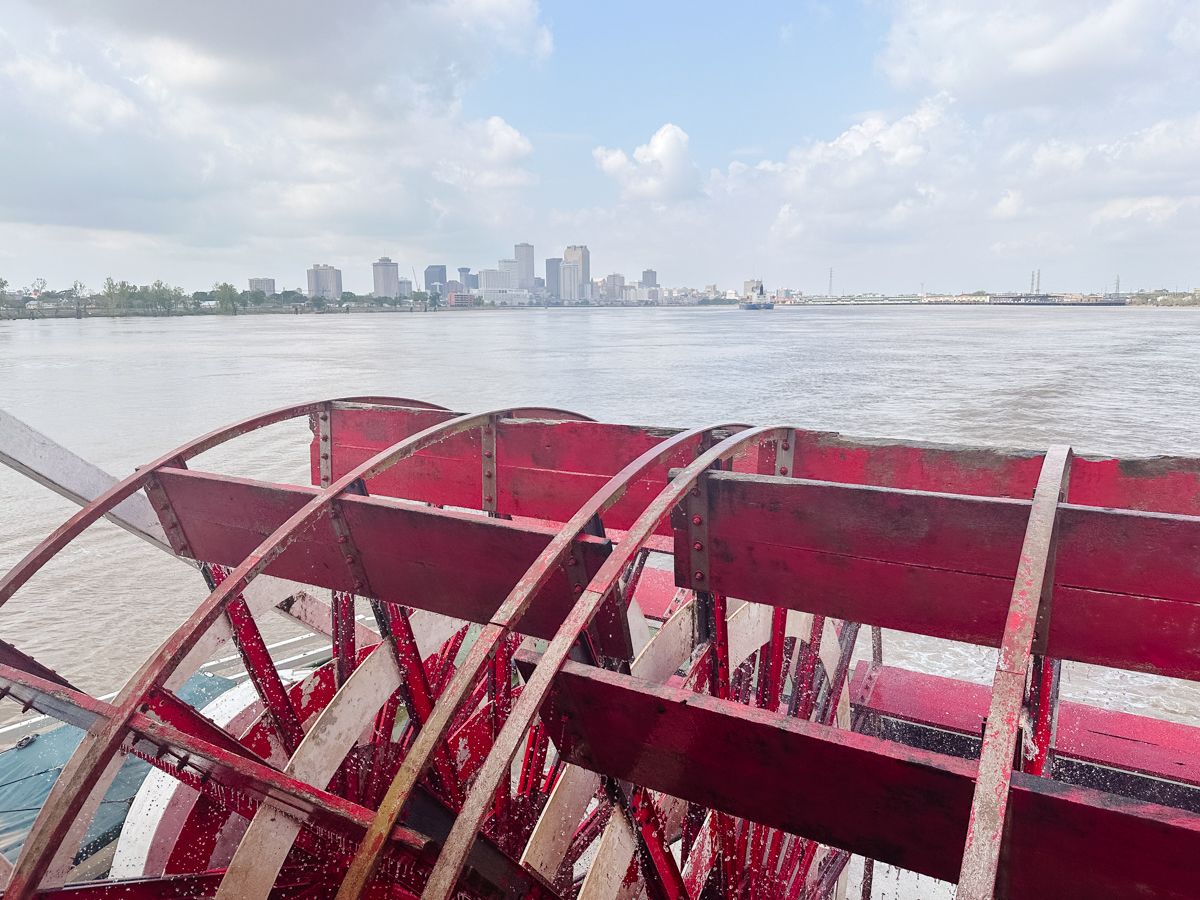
[0,398,1198,900]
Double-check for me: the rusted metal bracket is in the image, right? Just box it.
[482,415,498,514]
[956,444,1072,900]
[317,403,334,488]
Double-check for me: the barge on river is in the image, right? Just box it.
[0,398,1199,900]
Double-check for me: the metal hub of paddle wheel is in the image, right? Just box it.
[1,397,1200,900]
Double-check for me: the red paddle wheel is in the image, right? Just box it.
[1,398,1200,900]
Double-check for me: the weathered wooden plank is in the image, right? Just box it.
[539,659,1200,897]
[851,663,1200,792]
[788,432,1200,516]
[151,469,617,650]
[683,472,1200,679]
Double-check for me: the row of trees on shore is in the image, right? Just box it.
[0,277,436,315]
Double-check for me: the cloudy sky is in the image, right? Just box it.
[1,0,1198,295]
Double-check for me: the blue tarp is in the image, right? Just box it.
[0,671,238,865]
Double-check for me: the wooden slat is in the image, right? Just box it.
[538,659,1200,898]
[681,471,1200,680]
[851,663,1200,792]
[151,468,622,653]
[788,432,1200,516]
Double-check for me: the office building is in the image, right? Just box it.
[514,243,535,290]
[372,258,400,298]
[744,279,764,297]
[397,278,413,297]
[604,273,625,303]
[545,258,562,298]
[458,268,479,290]
[564,245,590,284]
[248,278,275,296]
[640,269,658,288]
[498,258,519,289]
[424,265,447,293]
[559,261,580,303]
[479,269,507,290]
[307,264,342,301]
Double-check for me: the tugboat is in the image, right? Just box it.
[739,281,774,309]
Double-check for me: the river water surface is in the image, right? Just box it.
[1,304,1198,719]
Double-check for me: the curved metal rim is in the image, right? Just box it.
[4,401,591,900]
[336,424,773,900]
[414,424,781,900]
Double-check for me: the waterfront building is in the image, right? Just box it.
[640,269,658,288]
[372,258,400,298]
[743,279,763,298]
[514,243,535,290]
[498,258,519,289]
[545,258,562,298]
[480,289,531,306]
[559,261,580,303]
[307,264,342,301]
[397,277,413,297]
[604,273,625,303]
[424,265,447,293]
[564,245,590,284]
[248,278,275,296]
[479,269,510,290]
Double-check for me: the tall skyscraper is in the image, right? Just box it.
[640,269,658,288]
[458,267,473,289]
[604,272,625,302]
[559,261,580,302]
[424,265,447,294]
[307,264,342,300]
[373,257,400,298]
[498,258,519,289]
[545,258,562,298]
[397,278,413,297]
[514,243,535,290]
[248,278,275,296]
[564,245,590,284]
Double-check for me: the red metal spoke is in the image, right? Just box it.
[1023,654,1061,777]
[332,591,357,688]
[791,615,825,721]
[142,686,270,765]
[215,566,306,756]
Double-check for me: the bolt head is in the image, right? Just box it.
[695,571,704,581]
[484,494,493,503]
[694,541,703,551]
[567,556,577,566]
[573,584,583,594]
[345,557,354,565]
[692,515,702,526]
[780,466,789,475]
[484,450,493,458]
[320,414,328,421]
[782,441,790,450]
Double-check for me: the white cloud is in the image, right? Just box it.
[594,124,702,202]
[880,0,1194,108]
[991,189,1024,218]
[1092,196,1184,224]
[0,0,550,283]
